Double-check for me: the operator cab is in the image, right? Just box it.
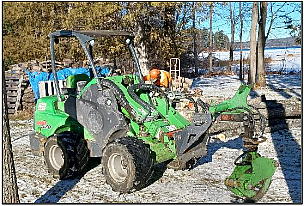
[48,30,141,100]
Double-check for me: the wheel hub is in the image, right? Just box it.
[49,145,64,170]
[108,153,128,182]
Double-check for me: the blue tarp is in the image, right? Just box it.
[26,67,110,99]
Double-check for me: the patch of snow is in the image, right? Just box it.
[191,74,301,101]
[199,47,301,74]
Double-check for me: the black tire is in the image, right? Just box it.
[102,137,154,193]
[44,132,89,179]
[167,157,198,171]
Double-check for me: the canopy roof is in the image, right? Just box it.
[49,30,134,39]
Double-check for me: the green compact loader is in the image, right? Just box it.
[29,30,277,200]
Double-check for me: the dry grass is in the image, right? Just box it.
[264,57,272,63]
[218,57,272,67]
[203,70,235,77]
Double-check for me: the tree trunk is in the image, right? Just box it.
[3,71,20,203]
[209,3,213,71]
[248,2,259,86]
[229,2,235,71]
[135,20,149,76]
[192,2,198,75]
[256,2,267,87]
[239,2,244,81]
[164,5,178,57]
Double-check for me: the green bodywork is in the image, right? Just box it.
[209,84,251,116]
[225,152,277,199]
[35,96,82,136]
[35,74,250,163]
[34,74,191,163]
[34,74,276,199]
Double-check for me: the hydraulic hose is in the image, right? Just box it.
[127,83,166,122]
[196,98,209,113]
[98,78,139,122]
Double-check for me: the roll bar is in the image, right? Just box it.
[48,30,142,101]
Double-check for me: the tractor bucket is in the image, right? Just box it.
[174,113,212,156]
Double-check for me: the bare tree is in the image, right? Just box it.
[208,3,213,71]
[192,2,198,75]
[3,71,20,203]
[256,2,268,87]
[239,2,244,80]
[266,2,286,40]
[136,23,149,75]
[229,2,235,71]
[248,2,259,85]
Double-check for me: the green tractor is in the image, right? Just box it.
[29,30,277,199]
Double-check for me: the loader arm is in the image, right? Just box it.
[206,84,277,201]
[209,84,251,116]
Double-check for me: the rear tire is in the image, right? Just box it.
[44,132,89,179]
[102,137,154,193]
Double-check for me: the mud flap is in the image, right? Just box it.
[29,132,47,156]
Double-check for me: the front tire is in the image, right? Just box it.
[44,132,89,179]
[102,137,154,193]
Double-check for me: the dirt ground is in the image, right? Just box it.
[9,74,302,203]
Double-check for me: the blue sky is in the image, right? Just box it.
[197,2,301,42]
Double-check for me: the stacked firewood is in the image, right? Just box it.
[5,66,30,114]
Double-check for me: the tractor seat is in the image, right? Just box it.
[66,74,90,88]
[60,74,90,95]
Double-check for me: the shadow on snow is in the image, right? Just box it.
[35,157,101,203]
[250,85,301,203]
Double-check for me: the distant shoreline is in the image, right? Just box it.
[235,46,301,52]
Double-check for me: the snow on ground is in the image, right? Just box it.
[200,47,301,74]
[9,47,302,203]
[192,74,301,101]
[10,72,302,203]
